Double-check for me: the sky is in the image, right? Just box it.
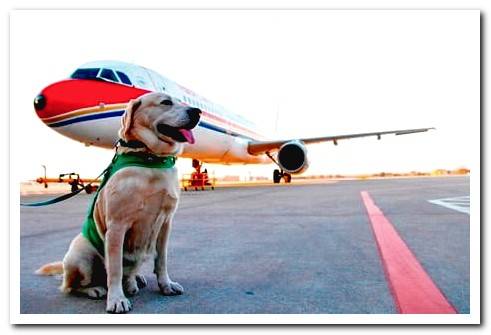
[10,10,480,181]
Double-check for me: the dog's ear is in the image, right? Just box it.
[119,98,142,140]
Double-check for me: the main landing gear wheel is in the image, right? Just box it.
[273,169,282,183]
[273,169,292,184]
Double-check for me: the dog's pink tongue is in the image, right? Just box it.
[179,129,195,144]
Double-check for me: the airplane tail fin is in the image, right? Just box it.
[35,261,63,276]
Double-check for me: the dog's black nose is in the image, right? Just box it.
[187,107,201,118]
[184,108,201,129]
[34,94,46,111]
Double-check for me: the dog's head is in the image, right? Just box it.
[119,92,201,155]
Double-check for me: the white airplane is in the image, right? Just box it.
[33,60,433,183]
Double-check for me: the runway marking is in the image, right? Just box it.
[428,196,470,215]
[360,191,457,314]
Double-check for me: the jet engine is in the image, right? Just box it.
[277,141,309,174]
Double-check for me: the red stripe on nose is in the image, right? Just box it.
[34,79,150,119]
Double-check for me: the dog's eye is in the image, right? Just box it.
[160,99,173,106]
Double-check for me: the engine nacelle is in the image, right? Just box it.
[277,141,309,174]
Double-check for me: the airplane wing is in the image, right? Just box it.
[247,127,435,155]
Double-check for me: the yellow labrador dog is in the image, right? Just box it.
[36,92,201,313]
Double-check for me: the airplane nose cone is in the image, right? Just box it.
[33,94,46,111]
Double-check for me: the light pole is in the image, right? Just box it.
[41,165,47,188]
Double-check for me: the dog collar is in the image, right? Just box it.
[118,139,147,149]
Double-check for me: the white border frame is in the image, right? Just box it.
[9,8,481,325]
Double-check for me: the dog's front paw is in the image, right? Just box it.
[106,294,132,314]
[159,281,184,296]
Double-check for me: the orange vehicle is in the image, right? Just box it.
[36,173,100,194]
[181,159,216,191]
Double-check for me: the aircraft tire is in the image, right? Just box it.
[273,169,282,183]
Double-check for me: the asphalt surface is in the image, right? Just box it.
[19,176,470,314]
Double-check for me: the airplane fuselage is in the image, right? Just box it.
[34,60,270,165]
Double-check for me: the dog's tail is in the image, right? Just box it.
[35,261,63,276]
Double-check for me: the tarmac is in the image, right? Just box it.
[19,176,470,314]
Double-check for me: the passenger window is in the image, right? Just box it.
[100,69,119,82]
[70,68,100,79]
[135,77,147,87]
[116,71,132,85]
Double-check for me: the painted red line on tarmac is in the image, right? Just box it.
[360,191,457,314]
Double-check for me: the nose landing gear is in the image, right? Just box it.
[273,169,291,184]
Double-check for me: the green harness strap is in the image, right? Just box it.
[82,152,176,256]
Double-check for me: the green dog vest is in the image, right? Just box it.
[81,152,176,256]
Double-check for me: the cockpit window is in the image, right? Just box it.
[70,67,134,86]
[100,68,119,82]
[116,71,132,85]
[70,68,100,79]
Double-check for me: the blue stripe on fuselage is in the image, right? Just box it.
[48,110,255,141]
[49,110,126,128]
[198,121,254,141]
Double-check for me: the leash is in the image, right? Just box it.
[20,152,117,207]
